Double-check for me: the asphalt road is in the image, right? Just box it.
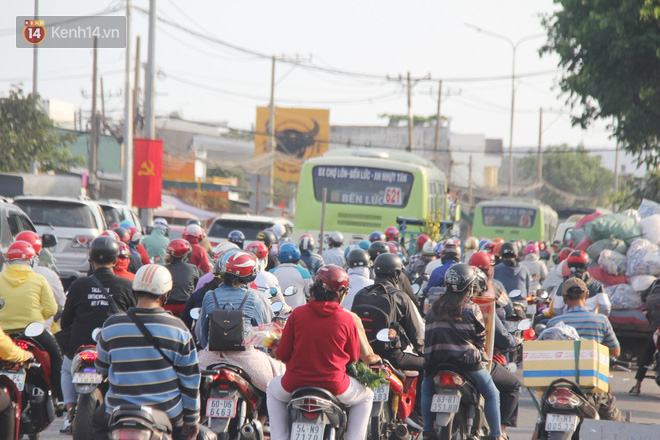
[37,367,660,440]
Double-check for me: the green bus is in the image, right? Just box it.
[472,198,559,243]
[293,148,450,244]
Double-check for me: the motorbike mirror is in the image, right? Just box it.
[539,290,549,299]
[92,327,102,342]
[517,319,532,331]
[42,233,58,248]
[412,284,421,295]
[272,301,283,313]
[284,286,298,297]
[190,308,201,320]
[0,299,4,310]
[24,322,45,338]
[376,328,391,342]
[509,289,522,299]
[269,287,279,297]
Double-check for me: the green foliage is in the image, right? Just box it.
[519,145,614,208]
[346,361,388,390]
[0,86,81,172]
[207,166,245,186]
[611,170,660,209]
[378,114,445,127]
[541,0,660,168]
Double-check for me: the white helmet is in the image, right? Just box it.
[153,218,169,230]
[133,264,173,296]
[327,231,344,246]
[213,241,239,259]
[184,224,203,238]
[271,223,286,239]
[422,240,437,256]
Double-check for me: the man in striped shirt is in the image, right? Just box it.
[546,277,621,421]
[93,264,201,440]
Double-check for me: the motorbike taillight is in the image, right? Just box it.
[526,296,534,303]
[547,388,581,408]
[433,372,465,387]
[109,429,151,440]
[522,329,536,340]
[15,340,29,350]
[80,351,97,362]
[303,410,318,419]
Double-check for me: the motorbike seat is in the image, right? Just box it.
[432,363,479,387]
[206,362,254,384]
[109,404,173,434]
[290,387,346,410]
[403,370,419,377]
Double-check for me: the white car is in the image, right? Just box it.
[207,214,293,246]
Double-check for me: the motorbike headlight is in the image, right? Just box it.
[109,429,152,440]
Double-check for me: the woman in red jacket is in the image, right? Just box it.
[267,265,374,440]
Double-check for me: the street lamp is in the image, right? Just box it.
[465,24,545,196]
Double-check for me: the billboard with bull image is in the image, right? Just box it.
[255,107,329,183]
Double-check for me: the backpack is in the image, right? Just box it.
[643,281,660,328]
[208,290,250,351]
[351,284,398,353]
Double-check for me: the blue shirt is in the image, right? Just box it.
[198,284,272,348]
[425,260,457,293]
[547,305,619,350]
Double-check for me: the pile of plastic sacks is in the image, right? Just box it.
[570,199,660,310]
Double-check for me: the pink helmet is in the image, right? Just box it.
[523,243,540,255]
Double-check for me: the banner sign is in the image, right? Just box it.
[133,138,163,208]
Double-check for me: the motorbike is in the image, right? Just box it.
[71,328,107,440]
[0,321,55,440]
[368,334,421,440]
[201,363,264,440]
[108,404,175,440]
[287,386,348,440]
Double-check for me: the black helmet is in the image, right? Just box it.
[228,230,245,248]
[89,236,120,263]
[186,219,201,226]
[346,248,370,268]
[499,242,517,259]
[256,230,277,248]
[444,263,478,293]
[373,253,403,276]
[368,241,390,261]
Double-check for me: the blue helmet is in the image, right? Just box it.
[357,240,370,251]
[369,231,385,243]
[278,242,301,263]
[119,220,135,228]
[344,244,359,259]
[228,230,245,248]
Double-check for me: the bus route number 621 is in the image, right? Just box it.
[384,187,401,206]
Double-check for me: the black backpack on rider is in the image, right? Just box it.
[351,283,398,353]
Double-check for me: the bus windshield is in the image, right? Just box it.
[312,165,414,207]
[482,206,537,228]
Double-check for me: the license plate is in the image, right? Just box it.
[527,304,537,315]
[545,413,578,431]
[0,370,25,391]
[206,398,237,418]
[72,372,103,384]
[290,423,323,440]
[430,391,461,413]
[373,384,389,402]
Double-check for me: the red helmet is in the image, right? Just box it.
[113,227,131,244]
[101,230,120,241]
[6,241,37,262]
[558,248,573,263]
[14,231,42,254]
[567,250,589,269]
[224,251,257,278]
[469,251,493,271]
[416,234,431,251]
[118,242,131,259]
[315,265,349,293]
[538,241,547,251]
[385,226,399,241]
[166,239,191,258]
[245,241,269,259]
[126,226,142,242]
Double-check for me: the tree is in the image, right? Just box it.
[611,170,660,210]
[0,86,81,172]
[541,0,660,167]
[519,145,614,208]
[378,114,446,127]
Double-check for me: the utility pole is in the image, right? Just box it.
[268,55,276,208]
[434,80,442,153]
[468,155,473,206]
[537,107,543,185]
[141,0,157,226]
[89,37,99,200]
[32,0,38,98]
[133,36,141,135]
[122,0,133,206]
[407,71,414,152]
[100,77,106,124]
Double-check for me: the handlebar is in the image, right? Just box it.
[610,357,632,371]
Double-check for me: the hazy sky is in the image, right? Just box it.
[2,0,620,153]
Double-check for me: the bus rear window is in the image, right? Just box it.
[482,206,536,228]
[312,166,414,207]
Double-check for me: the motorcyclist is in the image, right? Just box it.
[541,247,572,296]
[165,239,202,316]
[194,242,239,291]
[464,236,480,263]
[406,233,431,273]
[322,231,345,267]
[407,240,436,284]
[142,218,170,264]
[113,227,142,273]
[369,242,418,305]
[369,231,385,243]
[267,265,374,440]
[93,264,201,440]
[228,229,246,249]
[421,263,504,440]
[270,243,312,309]
[126,226,151,265]
[298,234,324,276]
[59,236,136,432]
[546,250,611,317]
[493,242,532,301]
[469,251,512,320]
[519,243,548,293]
[424,241,461,293]
[385,226,408,260]
[183,224,212,274]
[257,230,280,271]
[342,248,374,311]
[113,242,135,281]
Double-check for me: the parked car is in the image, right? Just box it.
[13,196,107,287]
[97,199,142,230]
[207,214,293,246]
[0,200,56,271]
